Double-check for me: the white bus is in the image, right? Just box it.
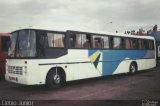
[5,29,156,89]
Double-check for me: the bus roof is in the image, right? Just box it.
[11,28,155,40]
[67,30,155,40]
[11,28,65,34]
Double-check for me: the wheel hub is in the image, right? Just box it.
[53,75,60,84]
[131,65,135,73]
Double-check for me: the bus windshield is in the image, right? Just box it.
[8,30,36,58]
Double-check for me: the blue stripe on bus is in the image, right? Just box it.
[89,50,155,76]
[102,50,155,75]
[88,50,98,57]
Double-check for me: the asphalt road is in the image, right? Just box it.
[0,67,160,105]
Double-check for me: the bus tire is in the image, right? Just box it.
[46,69,64,89]
[129,62,137,74]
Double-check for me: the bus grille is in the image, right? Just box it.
[8,66,23,75]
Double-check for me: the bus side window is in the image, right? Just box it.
[143,40,148,49]
[102,36,109,49]
[95,38,102,48]
[132,39,137,49]
[92,35,102,49]
[110,37,113,49]
[152,41,155,50]
[82,34,91,49]
[38,31,48,56]
[69,34,75,48]
[148,40,154,50]
[125,38,131,49]
[47,32,54,47]
[69,34,82,48]
[121,38,125,49]
[39,35,48,48]
[138,39,144,49]
[47,32,65,48]
[138,40,141,49]
[53,33,65,48]
[112,37,122,49]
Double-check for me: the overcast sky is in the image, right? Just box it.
[0,0,160,33]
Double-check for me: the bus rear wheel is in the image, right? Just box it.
[46,69,64,89]
[129,63,137,74]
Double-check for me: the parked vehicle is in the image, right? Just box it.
[0,33,10,80]
[5,29,156,89]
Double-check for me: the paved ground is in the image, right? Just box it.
[0,67,160,105]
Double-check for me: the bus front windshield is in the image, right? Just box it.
[8,30,36,58]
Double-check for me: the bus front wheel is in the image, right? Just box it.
[46,69,64,89]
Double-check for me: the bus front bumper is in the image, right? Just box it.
[5,74,39,85]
